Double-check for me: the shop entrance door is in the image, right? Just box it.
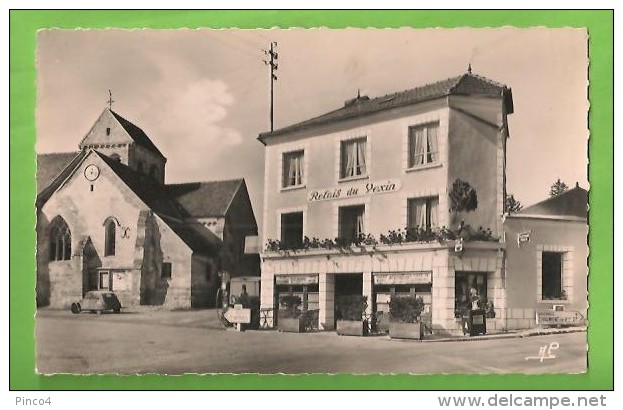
[334,273,363,326]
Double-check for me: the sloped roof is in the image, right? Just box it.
[95,152,220,253]
[95,152,185,219]
[167,179,244,218]
[519,185,588,219]
[36,150,89,208]
[158,215,221,254]
[36,151,80,193]
[258,72,513,142]
[109,110,166,159]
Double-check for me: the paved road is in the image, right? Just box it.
[35,309,587,375]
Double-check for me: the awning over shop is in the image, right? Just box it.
[275,274,319,285]
[373,271,432,285]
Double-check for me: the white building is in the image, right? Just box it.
[257,71,515,335]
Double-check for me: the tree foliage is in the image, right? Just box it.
[449,179,478,214]
[505,194,523,213]
[549,179,569,197]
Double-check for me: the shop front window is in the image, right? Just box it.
[455,272,487,317]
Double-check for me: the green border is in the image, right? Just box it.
[10,10,613,390]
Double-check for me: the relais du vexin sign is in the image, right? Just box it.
[307,179,402,202]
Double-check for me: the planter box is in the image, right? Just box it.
[336,320,368,336]
[278,316,305,333]
[389,322,424,340]
[375,312,390,333]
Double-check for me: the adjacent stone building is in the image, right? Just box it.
[36,108,259,309]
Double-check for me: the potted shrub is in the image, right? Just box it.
[277,295,305,333]
[389,295,425,340]
[336,295,368,336]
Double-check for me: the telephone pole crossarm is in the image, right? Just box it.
[262,42,278,132]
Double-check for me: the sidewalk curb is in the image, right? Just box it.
[420,327,587,343]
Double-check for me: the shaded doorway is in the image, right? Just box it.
[334,273,363,326]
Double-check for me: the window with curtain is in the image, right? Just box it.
[280,212,304,248]
[338,205,365,243]
[49,216,72,261]
[408,122,439,167]
[407,197,439,230]
[542,252,564,300]
[340,137,367,179]
[104,219,116,256]
[282,150,304,188]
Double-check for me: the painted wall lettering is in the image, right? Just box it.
[307,179,401,203]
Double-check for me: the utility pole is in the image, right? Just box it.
[263,42,278,132]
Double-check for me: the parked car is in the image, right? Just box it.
[70,291,122,314]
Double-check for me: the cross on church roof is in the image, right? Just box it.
[107,89,115,110]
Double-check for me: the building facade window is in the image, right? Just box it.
[104,219,116,256]
[338,205,365,242]
[50,216,72,261]
[282,150,305,188]
[162,262,172,279]
[99,271,111,290]
[340,137,367,179]
[408,122,439,168]
[280,212,304,249]
[407,196,439,230]
[542,252,564,300]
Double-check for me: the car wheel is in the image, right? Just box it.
[71,303,81,314]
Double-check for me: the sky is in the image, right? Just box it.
[36,28,588,234]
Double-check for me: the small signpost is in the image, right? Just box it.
[536,309,585,327]
[224,304,252,331]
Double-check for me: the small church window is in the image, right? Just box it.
[162,262,172,279]
[50,216,71,261]
[106,127,111,136]
[104,219,116,256]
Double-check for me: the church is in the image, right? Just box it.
[36,108,260,309]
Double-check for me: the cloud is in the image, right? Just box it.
[141,57,244,180]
